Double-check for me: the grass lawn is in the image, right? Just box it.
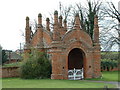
[2,62,22,67]
[86,71,119,81]
[2,71,118,88]
[2,78,116,88]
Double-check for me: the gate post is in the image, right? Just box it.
[73,68,75,80]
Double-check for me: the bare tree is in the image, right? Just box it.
[49,2,73,30]
[48,0,103,38]
[101,2,120,52]
[75,0,102,38]
[30,19,38,34]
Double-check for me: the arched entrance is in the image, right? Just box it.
[68,48,85,80]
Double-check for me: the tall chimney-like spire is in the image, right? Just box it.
[54,10,58,25]
[93,15,99,43]
[37,13,43,48]
[74,13,81,30]
[38,13,42,28]
[46,18,50,31]
[25,16,31,45]
[26,16,29,28]
[53,10,60,41]
[64,19,67,32]
[59,15,63,27]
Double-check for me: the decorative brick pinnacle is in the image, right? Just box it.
[64,19,67,23]
[95,15,98,18]
[38,13,42,17]
[59,15,63,19]
[54,10,58,15]
[26,16,29,20]
[46,18,50,21]
[75,13,79,17]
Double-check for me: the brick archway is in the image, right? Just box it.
[67,48,86,79]
[68,48,84,70]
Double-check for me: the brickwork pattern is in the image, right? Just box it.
[24,11,101,79]
[0,67,19,78]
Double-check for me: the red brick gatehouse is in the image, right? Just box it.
[24,11,101,79]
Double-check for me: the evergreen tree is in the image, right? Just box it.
[2,50,8,64]
[0,45,2,65]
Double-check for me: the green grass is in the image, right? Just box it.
[2,78,116,88]
[2,62,22,67]
[101,51,119,55]
[86,71,118,81]
[2,71,118,88]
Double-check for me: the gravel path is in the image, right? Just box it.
[83,80,120,88]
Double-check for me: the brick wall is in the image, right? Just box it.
[0,67,19,78]
[4,60,19,64]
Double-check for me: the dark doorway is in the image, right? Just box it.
[68,48,84,69]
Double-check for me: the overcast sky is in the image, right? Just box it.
[0,0,119,51]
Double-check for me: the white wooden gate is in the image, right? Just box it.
[68,68,84,80]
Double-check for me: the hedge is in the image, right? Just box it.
[101,59,118,71]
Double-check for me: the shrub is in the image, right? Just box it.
[20,49,51,79]
[101,59,118,71]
